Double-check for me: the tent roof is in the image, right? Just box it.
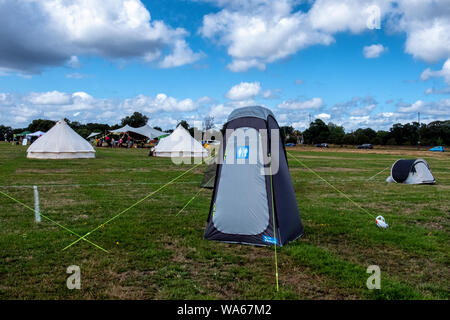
[109,125,134,134]
[27,120,95,154]
[87,132,101,139]
[155,125,207,154]
[227,106,275,123]
[16,131,31,137]
[26,131,46,137]
[109,124,165,139]
[131,125,165,139]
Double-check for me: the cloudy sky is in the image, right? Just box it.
[0,0,449,131]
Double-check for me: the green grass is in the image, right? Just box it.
[0,143,448,299]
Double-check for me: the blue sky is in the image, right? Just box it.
[0,0,449,131]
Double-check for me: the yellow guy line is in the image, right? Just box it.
[287,152,376,219]
[62,158,211,252]
[0,190,108,252]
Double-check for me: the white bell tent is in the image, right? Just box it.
[27,120,95,159]
[154,125,208,158]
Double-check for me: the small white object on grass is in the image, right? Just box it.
[376,215,388,228]
[33,186,41,223]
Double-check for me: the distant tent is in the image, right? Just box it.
[154,125,208,157]
[87,132,101,139]
[108,124,166,140]
[26,131,46,138]
[386,159,436,184]
[201,162,217,188]
[27,120,95,159]
[204,106,303,247]
[15,131,31,137]
[131,125,166,139]
[429,146,445,152]
[109,125,134,134]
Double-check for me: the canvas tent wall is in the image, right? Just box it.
[154,125,208,157]
[27,120,95,159]
[204,106,303,247]
[386,158,436,184]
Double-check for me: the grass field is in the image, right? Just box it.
[0,142,448,300]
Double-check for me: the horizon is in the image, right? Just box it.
[4,112,448,136]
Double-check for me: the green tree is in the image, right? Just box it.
[327,123,345,145]
[389,123,408,145]
[342,133,355,145]
[121,112,149,128]
[354,128,376,145]
[0,125,12,141]
[280,126,294,143]
[375,130,389,145]
[303,119,329,144]
[27,119,56,132]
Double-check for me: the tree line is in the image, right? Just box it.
[282,119,449,146]
[0,112,448,146]
[0,112,164,141]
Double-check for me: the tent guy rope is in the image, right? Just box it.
[62,157,211,252]
[287,151,377,220]
[0,189,108,252]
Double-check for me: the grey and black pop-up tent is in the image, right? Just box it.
[204,106,303,246]
[386,158,436,184]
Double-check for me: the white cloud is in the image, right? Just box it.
[0,0,201,73]
[208,104,234,120]
[424,86,450,95]
[350,104,377,116]
[278,97,323,110]
[199,0,450,71]
[262,89,280,99]
[0,93,14,106]
[225,81,261,100]
[315,113,331,120]
[397,98,450,116]
[420,58,450,84]
[26,91,73,105]
[363,44,387,58]
[0,91,207,129]
[121,93,198,113]
[397,0,450,62]
[307,0,391,34]
[199,0,334,72]
[158,39,203,68]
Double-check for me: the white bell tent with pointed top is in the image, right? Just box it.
[27,120,95,159]
[154,125,208,157]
